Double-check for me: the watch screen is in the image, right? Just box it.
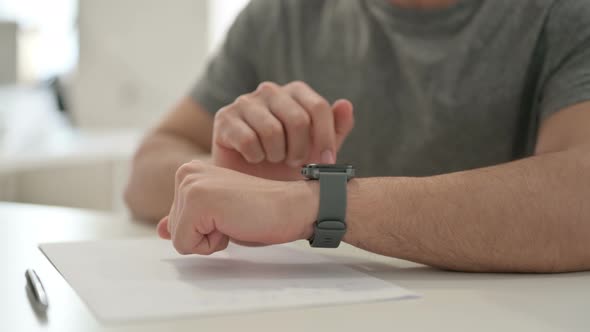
[301,164,355,178]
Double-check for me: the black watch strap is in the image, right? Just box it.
[309,172,348,248]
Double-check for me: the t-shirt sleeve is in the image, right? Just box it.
[190,0,276,114]
[538,1,590,121]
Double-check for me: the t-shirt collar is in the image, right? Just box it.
[365,0,484,36]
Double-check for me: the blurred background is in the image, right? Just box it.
[0,0,248,213]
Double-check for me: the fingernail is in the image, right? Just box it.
[320,150,335,164]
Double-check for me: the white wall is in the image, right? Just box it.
[71,0,209,129]
[208,0,249,54]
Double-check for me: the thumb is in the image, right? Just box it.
[332,99,355,149]
[157,216,172,240]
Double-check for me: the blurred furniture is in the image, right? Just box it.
[0,86,141,212]
[0,21,18,84]
[2,201,589,331]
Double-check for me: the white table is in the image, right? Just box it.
[1,202,588,331]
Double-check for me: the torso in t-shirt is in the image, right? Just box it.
[192,0,590,177]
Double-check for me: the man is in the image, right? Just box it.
[125,0,590,273]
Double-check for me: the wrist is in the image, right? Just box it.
[286,180,320,241]
[342,178,360,244]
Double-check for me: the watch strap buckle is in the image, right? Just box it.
[309,220,347,248]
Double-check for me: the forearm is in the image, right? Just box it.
[125,133,209,222]
[344,145,590,273]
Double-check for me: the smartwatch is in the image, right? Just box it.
[301,164,355,248]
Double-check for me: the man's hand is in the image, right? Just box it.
[156,161,319,255]
[212,81,355,180]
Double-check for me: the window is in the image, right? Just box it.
[0,0,78,82]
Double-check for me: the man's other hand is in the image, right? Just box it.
[212,81,354,180]
[156,161,318,255]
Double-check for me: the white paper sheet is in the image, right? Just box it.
[40,239,416,322]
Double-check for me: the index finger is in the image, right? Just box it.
[283,81,336,164]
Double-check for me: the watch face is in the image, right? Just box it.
[301,164,355,179]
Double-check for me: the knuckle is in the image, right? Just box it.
[175,161,206,185]
[309,98,330,114]
[177,177,203,202]
[188,159,206,169]
[173,241,190,255]
[234,95,252,108]
[290,113,311,131]
[179,175,192,191]
[257,81,279,94]
[214,106,230,121]
[237,132,259,151]
[260,120,283,140]
[185,180,205,197]
[288,80,309,91]
[179,178,193,197]
[214,108,235,131]
[175,163,192,183]
[213,110,237,137]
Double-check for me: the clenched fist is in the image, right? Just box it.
[157,161,319,255]
[212,81,355,180]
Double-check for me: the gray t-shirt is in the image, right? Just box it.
[192,0,590,177]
